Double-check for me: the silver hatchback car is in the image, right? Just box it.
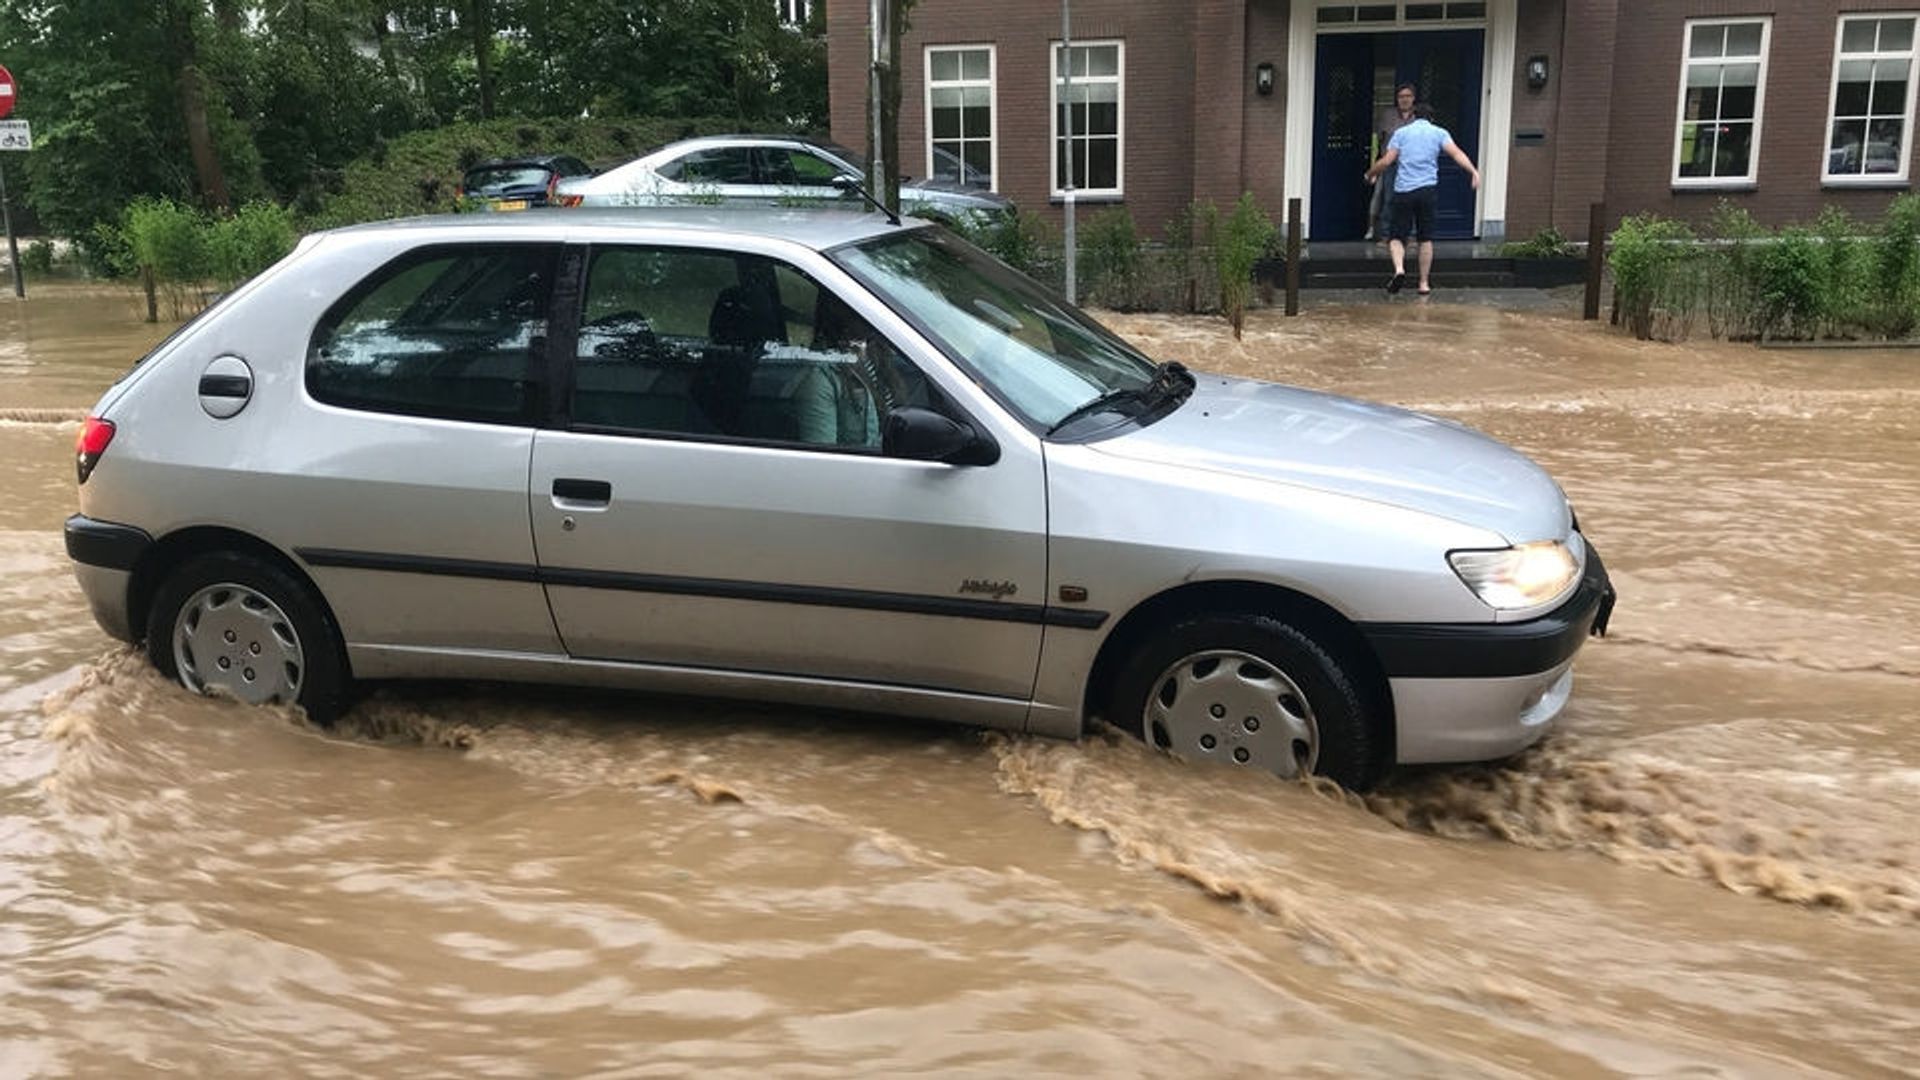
[66,208,1612,790]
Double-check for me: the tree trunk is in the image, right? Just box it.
[468,0,495,119]
[164,0,232,212]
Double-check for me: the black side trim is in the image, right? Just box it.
[298,548,541,584]
[294,547,1109,629]
[1361,542,1616,679]
[66,515,153,571]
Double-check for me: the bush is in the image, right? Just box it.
[20,239,54,277]
[1080,207,1146,310]
[1871,192,1920,338]
[208,202,299,288]
[1498,226,1577,258]
[1215,194,1276,339]
[1754,226,1824,340]
[1608,214,1697,340]
[956,205,1061,286]
[1701,201,1768,341]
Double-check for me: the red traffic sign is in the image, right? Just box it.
[0,65,14,120]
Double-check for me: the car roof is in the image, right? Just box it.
[322,205,925,251]
[467,154,575,170]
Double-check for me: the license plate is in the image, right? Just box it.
[493,199,529,212]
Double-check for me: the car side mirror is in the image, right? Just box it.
[882,407,998,465]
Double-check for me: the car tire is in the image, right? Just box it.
[1110,613,1388,791]
[146,551,350,725]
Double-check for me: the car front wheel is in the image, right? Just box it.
[146,551,349,724]
[1111,613,1388,791]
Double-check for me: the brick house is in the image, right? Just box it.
[826,1,1919,242]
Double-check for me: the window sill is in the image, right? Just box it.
[1820,178,1911,191]
[1669,181,1758,193]
[1050,192,1125,205]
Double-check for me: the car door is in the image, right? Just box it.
[290,241,564,660]
[528,239,1048,704]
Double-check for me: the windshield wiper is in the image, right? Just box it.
[1046,361,1195,436]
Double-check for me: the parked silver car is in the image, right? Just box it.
[66,208,1612,790]
[554,135,1011,226]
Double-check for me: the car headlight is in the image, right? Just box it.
[1448,541,1580,611]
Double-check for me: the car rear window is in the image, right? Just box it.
[463,166,552,195]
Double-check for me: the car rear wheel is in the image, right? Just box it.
[146,551,349,724]
[1110,613,1388,791]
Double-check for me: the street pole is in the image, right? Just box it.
[0,160,21,298]
[868,0,888,209]
[1061,0,1075,303]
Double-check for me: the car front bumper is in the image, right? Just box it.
[1362,540,1616,765]
[65,514,153,643]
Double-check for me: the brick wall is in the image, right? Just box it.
[1603,0,1918,232]
[829,0,1221,236]
[1505,0,1567,240]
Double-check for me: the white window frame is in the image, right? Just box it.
[1050,39,1125,198]
[1671,16,1773,187]
[1822,13,1918,184]
[778,0,811,27]
[924,44,998,192]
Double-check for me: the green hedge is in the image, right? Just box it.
[1609,195,1920,342]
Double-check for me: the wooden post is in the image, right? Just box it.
[1285,197,1302,317]
[1583,201,1606,321]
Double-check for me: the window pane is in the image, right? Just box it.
[1716,121,1754,176]
[1883,18,1915,53]
[961,49,989,80]
[1871,60,1909,113]
[1677,122,1714,177]
[1087,45,1119,77]
[1836,60,1873,115]
[1683,80,1722,122]
[1356,5,1397,22]
[1829,118,1869,175]
[311,247,553,423]
[1867,117,1906,173]
[930,50,960,82]
[962,142,992,186]
[1725,22,1763,57]
[931,99,961,139]
[962,100,991,138]
[1087,99,1119,137]
[1841,18,1879,54]
[1689,24,1725,59]
[1407,3,1445,20]
[1720,77,1757,121]
[1447,2,1487,17]
[1318,7,1356,24]
[789,151,841,184]
[1087,138,1119,190]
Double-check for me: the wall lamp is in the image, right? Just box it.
[1255,61,1276,96]
[1526,54,1549,90]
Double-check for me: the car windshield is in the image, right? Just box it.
[464,166,551,194]
[833,228,1162,431]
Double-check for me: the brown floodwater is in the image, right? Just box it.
[2,283,1916,1076]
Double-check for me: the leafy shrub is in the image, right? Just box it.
[1215,194,1276,339]
[956,205,1060,286]
[1870,192,1920,338]
[1498,226,1577,258]
[1080,207,1146,310]
[1754,226,1824,340]
[208,202,299,288]
[20,239,55,277]
[1607,214,1696,340]
[1701,201,1768,341]
[118,198,211,321]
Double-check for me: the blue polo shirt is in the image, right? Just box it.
[1388,119,1452,193]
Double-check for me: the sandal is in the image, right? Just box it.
[1387,272,1405,295]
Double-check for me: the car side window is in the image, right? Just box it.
[656,147,755,185]
[757,148,843,187]
[308,244,558,424]
[571,246,935,450]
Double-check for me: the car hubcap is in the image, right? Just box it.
[1143,649,1318,778]
[172,582,304,706]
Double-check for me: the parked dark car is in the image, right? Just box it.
[458,154,595,211]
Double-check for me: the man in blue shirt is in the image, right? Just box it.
[1364,104,1481,295]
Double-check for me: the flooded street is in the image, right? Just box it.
[3,283,1917,1076]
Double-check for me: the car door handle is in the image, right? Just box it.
[551,478,612,506]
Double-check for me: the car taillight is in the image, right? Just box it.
[555,194,583,208]
[75,416,116,485]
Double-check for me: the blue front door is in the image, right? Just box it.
[1309,34,1376,241]
[1397,29,1484,240]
